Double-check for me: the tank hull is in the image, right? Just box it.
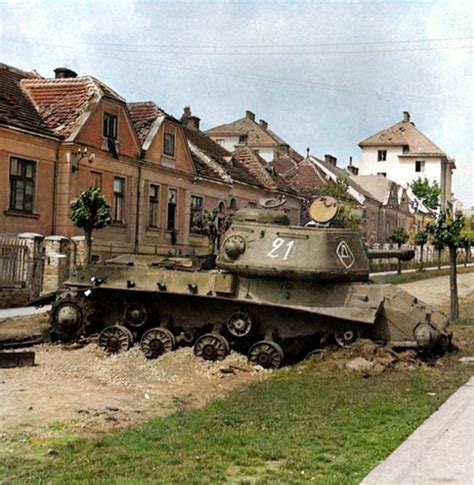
[50,258,451,362]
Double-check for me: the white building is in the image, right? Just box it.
[358,112,455,209]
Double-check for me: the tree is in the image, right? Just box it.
[389,228,409,275]
[322,178,362,231]
[414,230,429,271]
[427,211,465,319]
[409,177,441,211]
[70,187,111,265]
[460,235,472,267]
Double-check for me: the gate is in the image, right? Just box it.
[0,236,29,287]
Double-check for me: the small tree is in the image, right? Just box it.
[409,177,441,211]
[389,227,409,275]
[460,235,472,267]
[70,187,111,265]
[414,230,429,271]
[322,178,362,230]
[427,211,465,319]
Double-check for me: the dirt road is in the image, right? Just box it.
[0,272,471,436]
[398,272,474,316]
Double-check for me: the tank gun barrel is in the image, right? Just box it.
[367,249,415,262]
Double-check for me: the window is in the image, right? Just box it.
[149,184,159,227]
[167,189,177,230]
[377,150,387,161]
[10,157,35,212]
[190,195,203,233]
[415,160,425,172]
[90,171,102,189]
[229,198,238,212]
[164,132,175,157]
[403,144,410,153]
[113,177,125,222]
[103,112,118,140]
[218,201,226,214]
[377,172,387,177]
[248,201,257,208]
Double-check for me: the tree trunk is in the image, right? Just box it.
[464,247,468,267]
[419,244,424,272]
[85,229,93,265]
[449,244,459,319]
[437,249,442,270]
[397,243,402,275]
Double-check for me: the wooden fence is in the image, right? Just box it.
[0,236,29,287]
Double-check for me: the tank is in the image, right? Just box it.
[48,196,451,368]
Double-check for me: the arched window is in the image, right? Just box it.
[229,198,238,211]
[218,201,226,213]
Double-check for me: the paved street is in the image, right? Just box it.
[362,376,474,484]
[0,305,50,321]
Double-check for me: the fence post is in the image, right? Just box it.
[42,236,70,294]
[18,232,44,299]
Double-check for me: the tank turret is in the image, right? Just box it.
[216,196,414,281]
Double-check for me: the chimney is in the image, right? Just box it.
[54,67,78,79]
[347,165,359,176]
[187,116,200,131]
[259,119,268,129]
[324,154,337,167]
[245,110,255,121]
[403,111,410,122]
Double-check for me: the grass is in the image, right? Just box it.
[371,264,474,285]
[1,351,473,484]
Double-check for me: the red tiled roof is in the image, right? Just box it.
[271,154,299,176]
[0,63,56,138]
[284,158,327,196]
[21,76,124,139]
[128,101,166,144]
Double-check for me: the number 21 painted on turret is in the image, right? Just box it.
[266,238,296,260]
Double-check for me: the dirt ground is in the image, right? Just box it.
[0,272,473,437]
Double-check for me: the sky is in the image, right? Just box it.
[1,0,473,206]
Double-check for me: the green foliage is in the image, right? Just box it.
[427,211,465,248]
[70,187,111,232]
[414,230,428,247]
[409,177,441,210]
[190,208,217,237]
[460,234,473,250]
[321,178,361,230]
[389,227,409,246]
[322,177,351,201]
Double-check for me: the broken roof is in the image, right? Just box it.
[284,157,327,197]
[359,115,446,157]
[0,63,56,138]
[21,75,125,140]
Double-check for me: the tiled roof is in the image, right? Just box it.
[359,117,445,156]
[0,63,56,138]
[232,147,279,189]
[206,116,277,146]
[128,101,167,144]
[21,76,125,139]
[352,175,393,204]
[183,127,258,186]
[311,156,378,205]
[270,154,299,176]
[284,158,327,197]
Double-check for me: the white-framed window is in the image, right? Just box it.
[377,150,387,161]
[415,161,425,172]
